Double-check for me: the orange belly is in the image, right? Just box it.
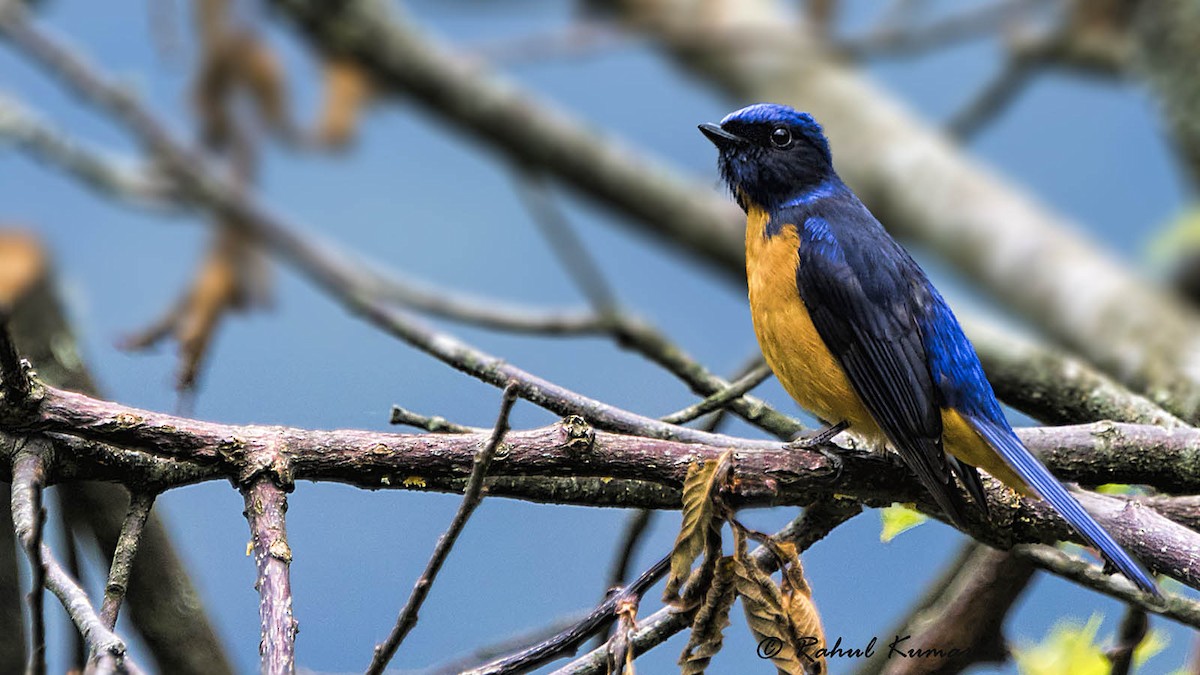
[745,208,885,444]
[745,206,1028,492]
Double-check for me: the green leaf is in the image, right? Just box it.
[1148,205,1200,265]
[879,504,927,543]
[1014,614,1108,675]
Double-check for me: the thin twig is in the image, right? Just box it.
[1107,604,1148,675]
[659,361,771,424]
[421,613,591,675]
[98,492,156,629]
[57,501,87,673]
[389,405,481,434]
[0,94,177,210]
[1013,544,1194,624]
[11,448,46,675]
[464,554,671,675]
[946,56,1038,139]
[604,509,654,602]
[366,382,520,675]
[517,171,618,316]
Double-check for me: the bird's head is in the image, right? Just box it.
[699,103,834,213]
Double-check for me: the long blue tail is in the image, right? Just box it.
[968,415,1159,596]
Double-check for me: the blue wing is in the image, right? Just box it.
[791,200,984,528]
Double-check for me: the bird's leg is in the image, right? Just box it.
[787,420,850,479]
[787,420,849,449]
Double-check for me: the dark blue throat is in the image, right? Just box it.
[719,149,839,213]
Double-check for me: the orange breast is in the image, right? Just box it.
[745,206,884,443]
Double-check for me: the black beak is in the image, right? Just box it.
[698,122,745,148]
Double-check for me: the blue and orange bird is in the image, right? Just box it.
[700,103,1159,595]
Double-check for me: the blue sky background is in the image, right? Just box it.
[0,1,1193,673]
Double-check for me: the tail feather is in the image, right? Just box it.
[967,415,1159,596]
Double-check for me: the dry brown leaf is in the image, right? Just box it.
[606,598,638,675]
[193,30,290,149]
[679,555,737,675]
[0,230,46,306]
[316,57,372,148]
[191,0,230,49]
[664,450,732,603]
[121,226,268,390]
[732,527,826,675]
[773,541,826,675]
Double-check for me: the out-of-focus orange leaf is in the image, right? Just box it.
[316,57,372,148]
[0,230,46,306]
[193,30,291,149]
[121,226,269,391]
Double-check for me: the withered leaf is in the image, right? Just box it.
[0,231,45,306]
[316,57,372,148]
[679,555,737,675]
[664,451,732,603]
[774,541,826,675]
[121,227,269,391]
[733,528,826,675]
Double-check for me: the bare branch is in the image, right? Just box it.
[1014,543,1192,623]
[876,545,1035,675]
[11,447,46,675]
[659,361,772,425]
[9,444,138,673]
[1106,604,1148,675]
[946,56,1038,139]
[98,492,156,629]
[839,0,1047,59]
[0,94,178,210]
[243,477,297,675]
[517,172,618,315]
[464,555,670,675]
[389,405,480,434]
[0,312,30,406]
[367,383,520,675]
[966,319,1186,428]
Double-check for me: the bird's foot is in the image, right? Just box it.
[786,421,850,480]
[786,420,849,449]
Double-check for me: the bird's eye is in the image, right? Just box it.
[770,126,792,148]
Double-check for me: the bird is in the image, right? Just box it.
[699,102,1159,596]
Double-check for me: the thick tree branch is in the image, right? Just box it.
[4,379,1200,596]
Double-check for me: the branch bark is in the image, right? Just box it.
[1,230,233,675]
[243,476,296,675]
